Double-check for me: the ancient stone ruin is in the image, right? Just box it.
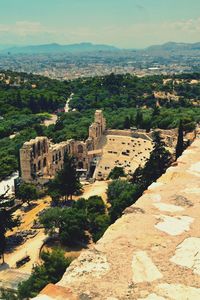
[20,110,106,183]
[20,109,181,184]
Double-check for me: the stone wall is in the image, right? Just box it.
[33,136,200,300]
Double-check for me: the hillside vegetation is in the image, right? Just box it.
[0,71,200,180]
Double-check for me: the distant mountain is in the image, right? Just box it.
[146,41,200,52]
[0,42,119,54]
[1,41,200,56]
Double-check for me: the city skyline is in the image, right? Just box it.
[0,0,200,48]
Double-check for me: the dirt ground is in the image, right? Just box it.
[3,181,109,274]
[43,114,58,127]
[80,180,109,204]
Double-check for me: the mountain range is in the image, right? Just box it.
[0,41,200,55]
[0,42,119,54]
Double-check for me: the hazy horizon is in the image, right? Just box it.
[0,40,200,51]
[0,0,200,48]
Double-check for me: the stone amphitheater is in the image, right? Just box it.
[94,133,153,180]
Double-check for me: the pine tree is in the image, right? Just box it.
[48,153,82,202]
[0,209,19,264]
[135,110,143,129]
[132,131,172,188]
[124,116,130,129]
[176,120,184,159]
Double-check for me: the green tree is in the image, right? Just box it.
[132,131,172,189]
[1,291,18,300]
[39,207,64,236]
[86,196,106,216]
[107,180,141,222]
[0,209,19,264]
[18,249,73,299]
[40,207,88,246]
[59,208,88,246]
[135,110,143,129]
[16,182,39,205]
[90,214,110,242]
[108,166,126,179]
[48,153,82,202]
[123,116,131,129]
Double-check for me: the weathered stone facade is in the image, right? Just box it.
[20,110,106,183]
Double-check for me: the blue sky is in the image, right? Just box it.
[0,0,200,48]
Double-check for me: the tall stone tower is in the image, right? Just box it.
[89,110,106,149]
[20,137,49,183]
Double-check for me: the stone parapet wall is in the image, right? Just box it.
[33,137,200,300]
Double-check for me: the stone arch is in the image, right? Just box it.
[78,161,84,169]
[32,144,36,158]
[43,157,47,167]
[43,140,46,153]
[33,164,36,173]
[78,144,84,154]
[59,151,61,160]
[38,141,41,156]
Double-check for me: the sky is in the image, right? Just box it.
[0,0,200,48]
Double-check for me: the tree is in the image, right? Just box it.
[1,291,18,300]
[86,196,106,216]
[40,207,88,246]
[176,120,184,159]
[39,207,64,236]
[132,131,172,189]
[90,214,110,242]
[108,166,126,179]
[59,208,88,246]
[48,153,82,202]
[47,177,63,206]
[18,249,73,299]
[16,182,38,205]
[123,116,130,129]
[135,110,143,129]
[0,209,19,264]
[107,180,141,222]
[152,105,160,117]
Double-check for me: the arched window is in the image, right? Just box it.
[43,157,47,167]
[32,144,36,158]
[78,161,84,169]
[59,151,61,160]
[33,164,36,173]
[38,141,41,156]
[78,144,84,154]
[38,161,41,171]
[43,140,46,153]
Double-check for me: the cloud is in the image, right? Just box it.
[0,21,55,37]
[171,18,200,32]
